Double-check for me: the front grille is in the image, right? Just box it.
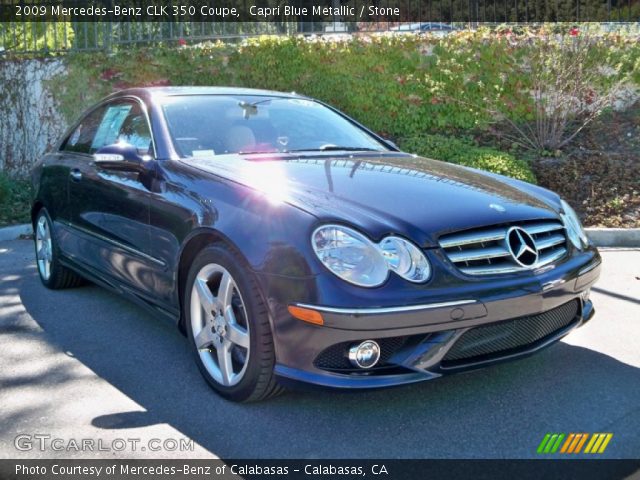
[442,300,579,365]
[439,220,567,275]
[314,336,410,372]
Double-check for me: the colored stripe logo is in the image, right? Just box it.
[538,433,613,454]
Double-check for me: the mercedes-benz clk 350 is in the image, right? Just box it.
[31,87,601,401]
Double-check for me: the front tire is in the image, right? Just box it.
[34,208,85,289]
[184,244,283,402]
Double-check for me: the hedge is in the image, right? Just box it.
[398,134,536,183]
[0,172,31,227]
[46,28,640,182]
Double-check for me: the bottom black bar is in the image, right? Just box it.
[1,459,639,480]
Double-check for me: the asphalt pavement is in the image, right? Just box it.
[0,238,638,459]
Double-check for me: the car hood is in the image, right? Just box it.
[184,153,561,247]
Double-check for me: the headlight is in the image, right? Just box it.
[560,199,589,250]
[312,225,431,287]
[379,236,431,283]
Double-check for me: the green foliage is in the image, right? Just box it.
[0,21,74,54]
[46,29,640,183]
[449,28,640,151]
[398,134,536,183]
[0,173,31,227]
[0,172,9,205]
[51,30,640,130]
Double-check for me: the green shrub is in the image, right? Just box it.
[50,30,640,135]
[398,134,536,183]
[0,171,13,204]
[0,173,32,227]
[46,29,639,181]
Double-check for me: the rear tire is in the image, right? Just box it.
[34,208,85,289]
[184,244,283,402]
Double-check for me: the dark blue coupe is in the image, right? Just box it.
[31,87,601,402]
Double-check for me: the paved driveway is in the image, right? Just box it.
[0,239,638,459]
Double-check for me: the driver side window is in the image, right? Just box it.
[92,101,153,156]
[118,111,153,155]
[62,100,153,157]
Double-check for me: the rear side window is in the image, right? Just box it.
[62,100,153,156]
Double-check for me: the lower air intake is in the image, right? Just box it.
[442,300,579,365]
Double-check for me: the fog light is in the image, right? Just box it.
[348,340,381,369]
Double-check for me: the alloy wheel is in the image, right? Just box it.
[189,263,251,386]
[35,215,53,281]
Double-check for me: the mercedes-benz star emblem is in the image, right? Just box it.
[506,227,538,267]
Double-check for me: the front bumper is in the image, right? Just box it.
[261,249,602,389]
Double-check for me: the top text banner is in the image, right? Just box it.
[1,0,635,23]
[2,1,411,22]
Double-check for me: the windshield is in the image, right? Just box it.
[161,95,388,157]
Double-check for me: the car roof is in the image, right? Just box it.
[106,86,304,103]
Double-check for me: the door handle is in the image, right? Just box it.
[70,169,82,182]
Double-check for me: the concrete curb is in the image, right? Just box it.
[585,228,640,248]
[0,224,638,247]
[0,223,32,242]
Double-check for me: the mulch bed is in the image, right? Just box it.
[532,105,640,228]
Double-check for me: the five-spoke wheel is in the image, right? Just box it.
[185,244,282,402]
[35,214,53,281]
[190,264,251,386]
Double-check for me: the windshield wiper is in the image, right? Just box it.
[235,146,384,155]
[286,146,381,153]
[236,150,280,155]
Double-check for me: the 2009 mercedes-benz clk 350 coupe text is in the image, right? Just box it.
[32,87,601,402]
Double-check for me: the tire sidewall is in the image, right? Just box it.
[184,245,273,401]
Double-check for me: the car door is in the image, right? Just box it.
[54,104,108,256]
[65,98,159,297]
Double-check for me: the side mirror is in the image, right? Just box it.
[93,143,150,172]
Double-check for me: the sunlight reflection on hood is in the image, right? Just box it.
[240,160,291,205]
